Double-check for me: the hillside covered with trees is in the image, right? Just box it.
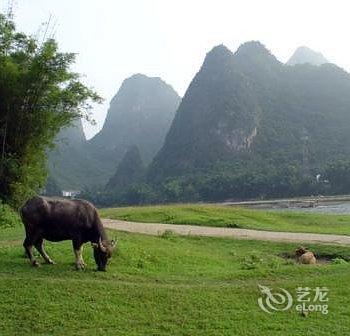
[90,42,350,205]
[48,73,180,190]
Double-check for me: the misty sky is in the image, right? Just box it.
[8,0,350,138]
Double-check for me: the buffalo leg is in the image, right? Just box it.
[35,239,55,264]
[23,237,40,267]
[73,241,85,270]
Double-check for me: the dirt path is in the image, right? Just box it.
[102,219,350,245]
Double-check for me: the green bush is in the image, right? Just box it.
[0,202,22,229]
[331,257,348,265]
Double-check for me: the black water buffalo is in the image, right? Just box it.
[20,196,115,271]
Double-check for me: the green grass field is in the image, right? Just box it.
[1,224,350,335]
[100,204,350,235]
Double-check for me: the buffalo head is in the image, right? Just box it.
[92,238,116,271]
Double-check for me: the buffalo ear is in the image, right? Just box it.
[111,239,116,247]
[91,242,99,249]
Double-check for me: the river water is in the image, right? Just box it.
[272,202,350,215]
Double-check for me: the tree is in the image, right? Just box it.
[0,14,101,206]
[325,160,350,194]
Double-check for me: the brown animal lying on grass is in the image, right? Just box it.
[295,247,317,264]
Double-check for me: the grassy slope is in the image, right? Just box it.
[1,226,350,335]
[100,204,350,235]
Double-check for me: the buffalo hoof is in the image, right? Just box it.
[46,259,56,265]
[32,260,40,267]
[75,263,85,271]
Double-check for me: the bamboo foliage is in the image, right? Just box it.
[0,14,101,206]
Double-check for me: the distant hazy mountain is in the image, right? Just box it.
[48,118,85,189]
[87,74,180,186]
[149,41,282,178]
[105,145,144,192]
[287,46,329,66]
[57,118,86,147]
[48,118,100,190]
[47,74,180,190]
[148,41,350,200]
